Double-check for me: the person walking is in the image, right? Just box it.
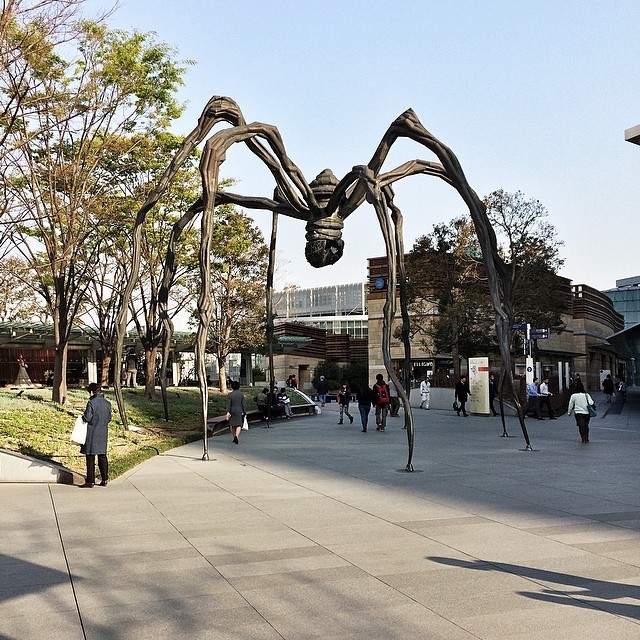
[419,375,430,410]
[388,376,400,417]
[372,373,391,430]
[539,378,557,419]
[454,375,470,417]
[316,375,329,407]
[226,380,246,444]
[567,381,595,443]
[602,374,614,403]
[524,377,543,420]
[488,373,499,416]
[79,383,111,488]
[356,383,374,432]
[337,383,354,425]
[617,377,627,404]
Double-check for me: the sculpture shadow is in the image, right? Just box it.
[428,556,640,620]
[0,553,70,602]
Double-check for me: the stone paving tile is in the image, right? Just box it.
[2,394,640,639]
[0,608,84,640]
[227,565,369,591]
[80,597,280,640]
[0,581,77,618]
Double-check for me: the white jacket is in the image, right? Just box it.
[567,392,594,415]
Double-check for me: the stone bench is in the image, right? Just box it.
[207,403,318,436]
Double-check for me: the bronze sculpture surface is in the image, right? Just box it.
[113,96,531,468]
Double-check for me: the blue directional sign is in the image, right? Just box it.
[511,323,527,330]
[530,328,549,339]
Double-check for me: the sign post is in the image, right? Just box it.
[468,357,490,415]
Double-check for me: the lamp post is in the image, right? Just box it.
[625,125,639,387]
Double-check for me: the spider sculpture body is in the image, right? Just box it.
[112,96,533,470]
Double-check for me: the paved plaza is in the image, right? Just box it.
[1,390,640,639]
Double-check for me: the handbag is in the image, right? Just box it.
[585,393,597,417]
[241,415,249,430]
[452,401,459,411]
[71,415,87,445]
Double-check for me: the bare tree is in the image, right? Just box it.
[0,256,50,323]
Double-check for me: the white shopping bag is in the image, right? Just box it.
[70,415,87,445]
[241,415,249,430]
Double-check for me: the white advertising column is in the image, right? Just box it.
[468,357,490,415]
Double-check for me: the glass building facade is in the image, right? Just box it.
[274,283,368,338]
[603,276,640,329]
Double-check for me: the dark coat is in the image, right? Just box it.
[357,387,375,407]
[317,379,329,394]
[337,388,350,406]
[226,389,245,426]
[255,391,268,408]
[81,393,112,455]
[455,381,469,403]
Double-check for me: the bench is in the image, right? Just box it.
[207,403,318,436]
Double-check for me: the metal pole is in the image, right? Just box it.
[266,211,278,427]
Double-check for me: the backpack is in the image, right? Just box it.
[376,382,390,404]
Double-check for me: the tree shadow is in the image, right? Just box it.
[428,555,640,620]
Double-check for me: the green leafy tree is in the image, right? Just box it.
[0,0,88,160]
[407,217,496,377]
[340,361,369,391]
[484,189,566,331]
[407,192,566,378]
[312,360,341,392]
[77,132,200,394]
[188,206,268,394]
[0,16,188,403]
[123,134,201,398]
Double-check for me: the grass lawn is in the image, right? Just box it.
[0,386,251,479]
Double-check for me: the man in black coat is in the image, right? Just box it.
[454,375,470,417]
[79,383,112,488]
[316,375,329,406]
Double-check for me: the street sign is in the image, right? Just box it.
[530,328,549,340]
[511,323,527,330]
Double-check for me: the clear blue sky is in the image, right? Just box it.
[87,0,640,291]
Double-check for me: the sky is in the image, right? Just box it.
[86,0,640,292]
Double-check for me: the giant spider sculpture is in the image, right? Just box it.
[112,96,533,470]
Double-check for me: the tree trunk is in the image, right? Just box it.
[218,358,228,394]
[100,354,111,387]
[144,348,156,398]
[51,296,69,403]
[452,341,461,380]
[52,343,68,404]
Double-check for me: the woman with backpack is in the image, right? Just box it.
[372,373,391,431]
